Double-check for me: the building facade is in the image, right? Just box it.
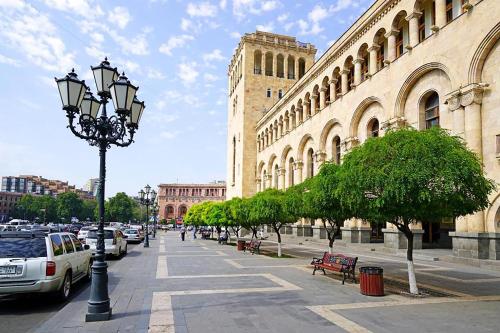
[157,182,226,222]
[227,0,500,259]
[1,175,94,199]
[84,178,99,197]
[0,192,22,222]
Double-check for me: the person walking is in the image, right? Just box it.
[180,226,186,241]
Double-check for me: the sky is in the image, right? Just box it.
[0,0,373,198]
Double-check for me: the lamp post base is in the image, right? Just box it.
[85,309,112,322]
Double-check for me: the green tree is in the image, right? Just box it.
[56,192,83,223]
[231,197,261,239]
[79,199,97,221]
[250,189,298,257]
[337,127,495,294]
[106,192,135,222]
[300,163,352,253]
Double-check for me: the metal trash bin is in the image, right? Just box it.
[237,239,246,251]
[359,266,384,296]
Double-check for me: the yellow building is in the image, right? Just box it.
[226,0,500,260]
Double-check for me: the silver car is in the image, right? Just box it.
[0,231,92,300]
[85,227,128,257]
[123,229,142,243]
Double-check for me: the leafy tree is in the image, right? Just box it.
[299,163,351,253]
[231,197,261,239]
[36,195,57,224]
[56,192,83,222]
[250,189,298,257]
[337,127,495,294]
[105,192,136,222]
[224,199,241,240]
[79,199,97,221]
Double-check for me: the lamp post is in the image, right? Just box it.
[152,200,159,239]
[139,185,156,247]
[55,58,145,322]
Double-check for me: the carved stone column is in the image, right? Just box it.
[381,117,407,133]
[445,91,464,138]
[384,29,399,63]
[342,137,359,156]
[272,54,277,77]
[278,167,286,190]
[406,11,422,49]
[319,88,326,109]
[255,178,262,193]
[314,151,327,170]
[295,60,299,80]
[367,45,379,76]
[353,58,363,86]
[341,69,349,95]
[284,56,288,79]
[329,79,337,102]
[434,0,447,29]
[293,160,304,184]
[304,100,311,119]
[311,94,318,114]
[261,53,266,75]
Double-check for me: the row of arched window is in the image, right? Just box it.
[254,50,306,80]
[256,0,461,153]
[258,91,441,191]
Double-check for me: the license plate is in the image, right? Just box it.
[0,266,17,275]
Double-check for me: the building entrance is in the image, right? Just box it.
[422,218,454,249]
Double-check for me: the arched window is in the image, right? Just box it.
[288,157,295,187]
[374,29,387,71]
[425,92,440,129]
[393,11,409,58]
[278,89,283,99]
[307,148,314,178]
[417,0,436,42]
[298,58,306,79]
[266,88,271,98]
[265,52,273,76]
[344,57,354,92]
[277,54,284,78]
[232,136,236,184]
[332,136,341,164]
[262,170,267,190]
[274,165,279,188]
[254,50,262,74]
[287,55,295,79]
[369,119,379,138]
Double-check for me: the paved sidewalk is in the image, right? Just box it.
[35,231,500,333]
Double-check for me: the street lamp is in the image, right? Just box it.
[55,58,146,322]
[138,185,156,247]
[152,199,159,239]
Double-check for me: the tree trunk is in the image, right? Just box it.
[325,220,337,255]
[274,224,282,257]
[400,224,418,295]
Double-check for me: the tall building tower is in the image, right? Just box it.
[226,31,316,199]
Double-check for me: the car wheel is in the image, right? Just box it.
[58,271,72,301]
[84,261,92,282]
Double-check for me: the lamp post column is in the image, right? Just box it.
[144,202,150,247]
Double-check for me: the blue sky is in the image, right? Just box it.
[0,0,373,198]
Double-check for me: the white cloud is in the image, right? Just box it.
[277,13,289,22]
[202,49,225,62]
[233,0,281,19]
[181,18,193,31]
[42,0,103,17]
[204,73,219,82]
[108,6,131,29]
[0,53,20,66]
[298,1,360,36]
[160,130,180,139]
[219,0,227,9]
[159,34,194,56]
[177,62,199,85]
[147,68,166,79]
[229,31,241,39]
[284,22,294,31]
[308,4,328,22]
[115,59,141,75]
[85,46,106,60]
[108,29,150,56]
[256,22,274,32]
[186,2,218,17]
[0,3,76,73]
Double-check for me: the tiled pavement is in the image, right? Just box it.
[34,231,500,333]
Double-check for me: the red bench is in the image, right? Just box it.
[244,240,261,254]
[311,252,358,284]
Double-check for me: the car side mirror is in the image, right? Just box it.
[84,244,90,250]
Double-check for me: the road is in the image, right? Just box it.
[0,242,140,333]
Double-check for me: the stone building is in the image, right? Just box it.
[226,0,500,260]
[157,182,226,222]
[0,192,22,222]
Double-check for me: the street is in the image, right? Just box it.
[0,243,141,333]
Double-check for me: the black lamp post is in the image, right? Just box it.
[152,200,159,239]
[55,58,145,322]
[139,185,156,247]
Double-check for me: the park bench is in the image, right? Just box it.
[311,252,358,284]
[244,240,261,254]
[201,231,211,239]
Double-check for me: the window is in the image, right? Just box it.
[369,119,379,138]
[278,89,283,99]
[51,235,64,256]
[262,171,267,190]
[307,148,314,178]
[288,158,294,187]
[265,52,273,76]
[70,234,83,252]
[0,238,47,258]
[396,30,404,58]
[418,12,426,42]
[254,50,262,74]
[62,234,74,253]
[333,136,341,164]
[425,92,440,129]
[446,0,453,22]
[266,88,271,98]
[298,58,306,79]
[274,165,279,188]
[232,136,236,184]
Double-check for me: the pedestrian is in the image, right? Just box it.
[180,226,186,241]
[192,226,197,239]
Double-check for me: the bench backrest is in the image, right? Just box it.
[322,252,357,267]
[250,240,261,247]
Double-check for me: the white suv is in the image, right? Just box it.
[85,227,127,258]
[0,231,92,300]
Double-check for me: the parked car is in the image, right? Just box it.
[77,226,92,243]
[85,228,127,257]
[123,229,142,243]
[0,231,92,300]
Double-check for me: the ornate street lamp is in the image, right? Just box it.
[152,199,159,239]
[55,58,146,322]
[138,185,156,247]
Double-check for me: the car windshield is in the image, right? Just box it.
[125,230,137,234]
[86,230,114,239]
[0,238,47,258]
